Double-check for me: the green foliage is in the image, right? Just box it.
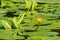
[0,0,60,40]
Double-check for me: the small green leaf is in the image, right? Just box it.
[17,12,26,26]
[1,20,11,30]
[12,17,17,28]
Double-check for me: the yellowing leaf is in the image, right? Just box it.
[1,1,6,7]
[25,1,31,9]
[33,2,38,8]
[32,2,38,11]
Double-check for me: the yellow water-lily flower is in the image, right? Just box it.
[36,18,43,22]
